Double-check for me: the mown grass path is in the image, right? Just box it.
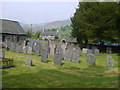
[2,51,119,88]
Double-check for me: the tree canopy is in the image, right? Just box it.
[71,2,120,44]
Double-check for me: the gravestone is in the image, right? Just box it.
[106,47,112,54]
[15,44,20,53]
[64,44,81,63]
[86,49,92,56]
[27,42,33,55]
[41,41,49,63]
[48,41,56,58]
[86,53,96,66]
[82,48,89,54]
[11,43,16,52]
[0,50,4,58]
[61,42,67,57]
[34,43,41,56]
[92,46,97,54]
[26,59,32,66]
[54,43,63,66]
[106,55,114,67]
[94,49,100,55]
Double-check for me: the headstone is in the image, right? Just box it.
[27,42,33,55]
[106,47,112,54]
[86,49,92,56]
[0,50,4,58]
[11,43,16,52]
[26,59,32,66]
[64,44,81,63]
[16,43,20,53]
[54,44,63,66]
[92,46,97,54]
[86,53,96,66]
[41,41,49,63]
[48,41,56,58]
[106,55,114,67]
[34,43,41,56]
[94,49,100,55]
[82,48,89,54]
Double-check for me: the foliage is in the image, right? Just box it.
[54,35,59,39]
[71,2,119,44]
[26,30,32,38]
[3,51,118,88]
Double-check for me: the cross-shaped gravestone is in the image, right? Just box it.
[54,44,63,66]
[26,59,32,66]
[106,55,114,67]
[86,53,96,66]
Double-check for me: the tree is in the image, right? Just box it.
[71,2,119,49]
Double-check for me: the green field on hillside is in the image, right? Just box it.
[2,51,119,88]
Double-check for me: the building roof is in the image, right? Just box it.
[0,19,26,35]
[41,31,59,36]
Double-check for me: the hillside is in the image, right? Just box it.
[20,19,71,32]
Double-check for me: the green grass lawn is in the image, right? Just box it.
[2,50,119,88]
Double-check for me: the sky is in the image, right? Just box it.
[1,1,79,24]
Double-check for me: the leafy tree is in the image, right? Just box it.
[71,2,119,49]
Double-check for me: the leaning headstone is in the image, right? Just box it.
[94,49,100,55]
[86,53,96,66]
[106,47,112,54]
[41,41,49,63]
[106,55,114,67]
[54,43,63,66]
[26,59,32,66]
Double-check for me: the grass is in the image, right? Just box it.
[2,50,119,88]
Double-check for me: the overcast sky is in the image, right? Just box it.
[1,2,79,24]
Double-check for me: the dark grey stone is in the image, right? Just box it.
[26,59,32,66]
[86,53,96,66]
[106,55,114,67]
[54,44,63,66]
[41,41,49,63]
[106,47,112,54]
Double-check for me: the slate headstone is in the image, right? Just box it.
[41,41,49,63]
[106,55,114,67]
[54,44,63,66]
[86,53,96,66]
[26,59,32,66]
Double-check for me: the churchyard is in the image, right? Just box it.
[1,40,119,88]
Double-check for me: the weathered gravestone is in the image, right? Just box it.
[106,47,112,54]
[15,43,20,53]
[41,41,49,63]
[94,49,100,55]
[92,46,97,54]
[82,48,89,54]
[0,50,4,58]
[86,53,96,66]
[10,43,16,52]
[34,43,41,56]
[54,43,63,66]
[27,42,34,55]
[86,49,92,56]
[64,44,81,63]
[106,55,114,67]
[26,59,32,66]
[48,41,56,58]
